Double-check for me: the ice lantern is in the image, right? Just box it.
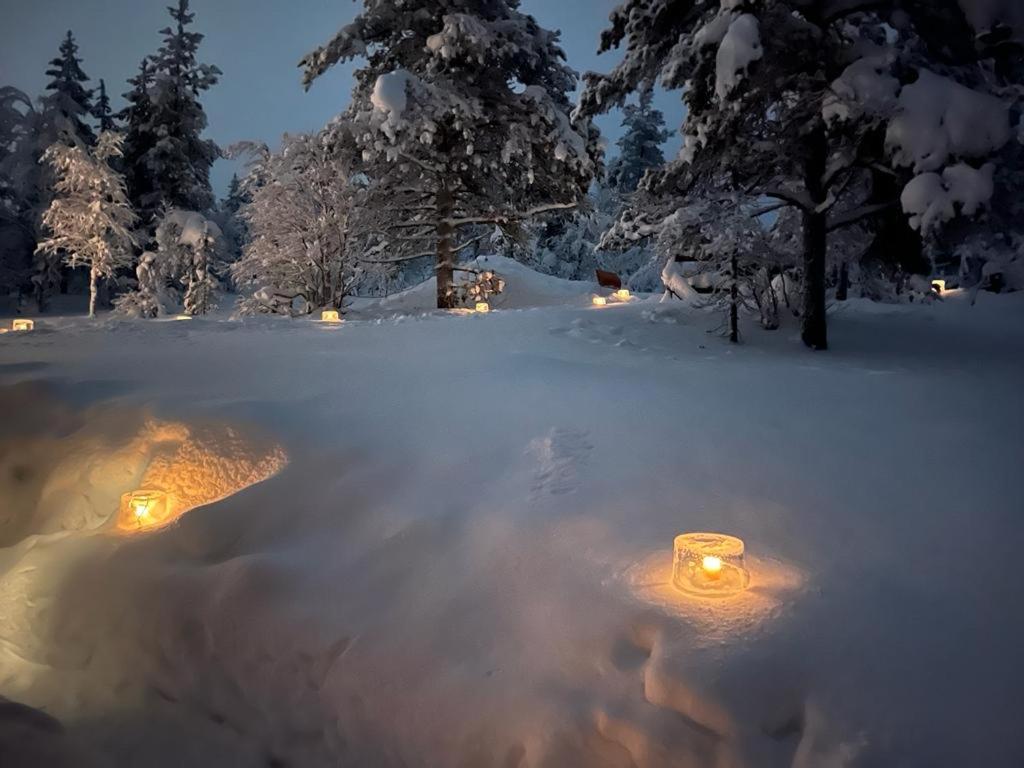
[931,279,946,294]
[672,532,750,597]
[475,302,490,313]
[120,490,171,531]
[321,309,341,323]
[592,296,608,306]
[614,289,631,301]
[12,319,34,331]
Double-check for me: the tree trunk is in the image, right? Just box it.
[88,265,98,318]
[435,186,456,310]
[836,261,849,301]
[801,122,828,351]
[729,251,739,343]
[801,209,828,349]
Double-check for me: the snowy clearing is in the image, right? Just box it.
[1,271,1023,767]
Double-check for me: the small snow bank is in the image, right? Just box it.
[363,254,601,315]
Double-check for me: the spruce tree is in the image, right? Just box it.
[92,79,116,133]
[41,31,94,147]
[301,0,601,309]
[119,59,158,223]
[135,0,221,223]
[607,91,670,193]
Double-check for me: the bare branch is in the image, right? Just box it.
[827,200,897,231]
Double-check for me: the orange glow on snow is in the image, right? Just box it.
[114,421,288,534]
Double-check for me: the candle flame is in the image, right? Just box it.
[702,555,723,575]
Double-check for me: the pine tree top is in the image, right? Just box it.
[93,79,117,132]
[42,29,94,143]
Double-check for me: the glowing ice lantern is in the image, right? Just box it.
[173,314,192,321]
[321,309,341,323]
[672,532,750,597]
[475,302,490,313]
[592,296,608,306]
[120,490,171,530]
[614,289,631,301]
[931,279,946,294]
[12,319,34,332]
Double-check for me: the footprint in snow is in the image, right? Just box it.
[528,427,592,500]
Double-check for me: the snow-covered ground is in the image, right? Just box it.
[1,261,1022,767]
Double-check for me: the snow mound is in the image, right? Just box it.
[366,254,602,315]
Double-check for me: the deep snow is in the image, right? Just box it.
[1,261,1023,767]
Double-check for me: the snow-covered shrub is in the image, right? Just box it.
[450,268,505,308]
[230,131,365,316]
[114,208,224,317]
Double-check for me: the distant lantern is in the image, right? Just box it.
[12,319,34,332]
[173,314,192,321]
[592,296,608,306]
[614,289,631,301]
[475,302,490,313]
[321,309,342,323]
[120,489,171,531]
[672,532,750,597]
[931,279,946,294]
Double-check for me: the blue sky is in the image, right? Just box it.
[1,0,683,195]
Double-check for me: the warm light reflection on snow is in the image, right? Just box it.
[114,420,288,534]
[627,548,804,643]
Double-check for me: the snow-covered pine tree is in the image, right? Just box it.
[213,173,247,280]
[133,0,221,225]
[41,31,95,147]
[180,214,219,316]
[301,0,601,309]
[607,90,670,193]
[0,87,39,296]
[30,30,98,309]
[230,131,364,315]
[92,79,116,133]
[119,59,158,226]
[36,131,137,318]
[579,1,1020,350]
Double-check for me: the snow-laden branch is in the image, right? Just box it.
[358,233,489,265]
[762,186,814,212]
[447,201,578,227]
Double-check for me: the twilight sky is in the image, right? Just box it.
[0,0,684,196]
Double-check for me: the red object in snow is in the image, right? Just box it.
[595,269,622,290]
